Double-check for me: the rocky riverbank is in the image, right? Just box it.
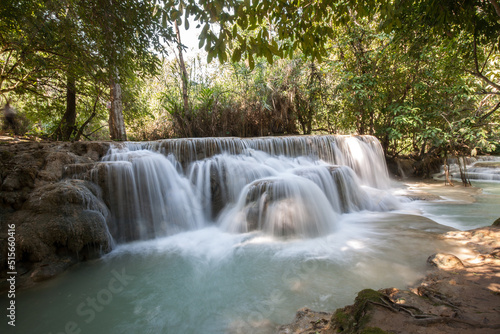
[0,137,113,290]
[277,224,500,334]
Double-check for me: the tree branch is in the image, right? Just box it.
[479,101,500,122]
[490,0,500,18]
[470,33,500,91]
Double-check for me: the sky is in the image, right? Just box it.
[172,17,204,59]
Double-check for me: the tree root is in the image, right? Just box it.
[367,292,500,329]
[414,317,500,329]
[416,286,460,309]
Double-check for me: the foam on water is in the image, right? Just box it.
[97,135,398,242]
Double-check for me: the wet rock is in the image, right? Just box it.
[0,141,113,289]
[37,151,81,183]
[493,218,500,227]
[62,163,97,179]
[427,253,465,269]
[70,141,110,161]
[1,179,113,289]
[242,180,297,235]
[209,164,225,219]
[277,308,331,334]
[30,257,76,282]
[386,157,416,178]
[403,192,443,201]
[14,180,112,261]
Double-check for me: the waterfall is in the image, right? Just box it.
[100,150,205,242]
[466,158,500,181]
[435,156,500,182]
[125,135,391,188]
[97,135,398,242]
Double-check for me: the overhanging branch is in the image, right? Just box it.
[490,0,500,18]
[471,32,500,91]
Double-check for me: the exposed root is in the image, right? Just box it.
[414,317,500,329]
[416,286,460,309]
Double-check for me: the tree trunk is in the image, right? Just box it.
[357,109,365,135]
[109,76,127,141]
[456,155,472,187]
[61,75,76,140]
[174,20,189,117]
[490,0,500,18]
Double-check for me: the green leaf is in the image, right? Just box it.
[247,53,255,70]
[232,47,242,62]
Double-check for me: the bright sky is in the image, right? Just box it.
[174,17,203,59]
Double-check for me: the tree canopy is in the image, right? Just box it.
[0,0,498,165]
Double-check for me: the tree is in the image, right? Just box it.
[378,0,500,116]
[1,0,175,140]
[173,0,377,68]
[74,0,174,141]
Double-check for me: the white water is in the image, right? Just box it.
[101,151,205,242]
[12,213,470,334]
[5,136,500,334]
[100,135,397,241]
[435,156,500,182]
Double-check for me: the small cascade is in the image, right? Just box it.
[99,149,205,243]
[187,152,279,220]
[218,175,339,237]
[293,165,370,213]
[466,159,500,181]
[96,135,398,242]
[435,156,500,182]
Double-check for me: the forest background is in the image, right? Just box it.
[1,0,499,171]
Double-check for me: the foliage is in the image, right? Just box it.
[0,0,174,140]
[0,0,498,166]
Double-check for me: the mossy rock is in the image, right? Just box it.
[493,218,500,226]
[353,289,386,322]
[331,289,387,333]
[332,308,352,332]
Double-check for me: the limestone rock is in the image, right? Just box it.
[0,179,113,289]
[427,253,465,269]
[37,151,81,183]
[0,141,113,289]
[14,180,113,261]
[277,308,331,334]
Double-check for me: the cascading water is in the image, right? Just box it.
[460,157,500,181]
[125,135,391,186]
[434,156,500,182]
[99,149,205,242]
[10,135,500,334]
[98,135,398,241]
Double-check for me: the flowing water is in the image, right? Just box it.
[4,135,500,334]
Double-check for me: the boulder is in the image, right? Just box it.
[277,307,331,334]
[1,180,113,288]
[0,141,113,289]
[427,253,465,270]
